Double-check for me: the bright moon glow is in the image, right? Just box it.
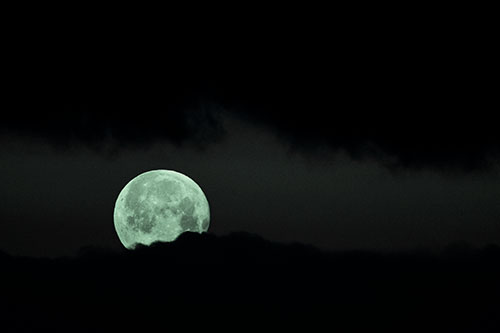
[113,170,210,249]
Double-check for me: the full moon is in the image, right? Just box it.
[113,170,210,249]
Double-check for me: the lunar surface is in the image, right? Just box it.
[113,170,210,249]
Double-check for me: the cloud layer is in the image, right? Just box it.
[2,23,496,170]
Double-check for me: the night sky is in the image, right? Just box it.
[2,9,500,332]
[1,11,498,258]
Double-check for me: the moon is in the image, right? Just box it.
[113,169,210,249]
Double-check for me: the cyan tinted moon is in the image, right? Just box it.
[113,170,210,249]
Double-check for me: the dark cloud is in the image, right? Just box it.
[2,18,496,170]
[0,97,226,151]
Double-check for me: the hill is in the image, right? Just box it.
[1,232,499,332]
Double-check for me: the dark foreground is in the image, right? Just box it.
[1,233,499,332]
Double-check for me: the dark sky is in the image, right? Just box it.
[1,12,498,256]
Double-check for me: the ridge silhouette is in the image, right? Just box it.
[1,232,499,332]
